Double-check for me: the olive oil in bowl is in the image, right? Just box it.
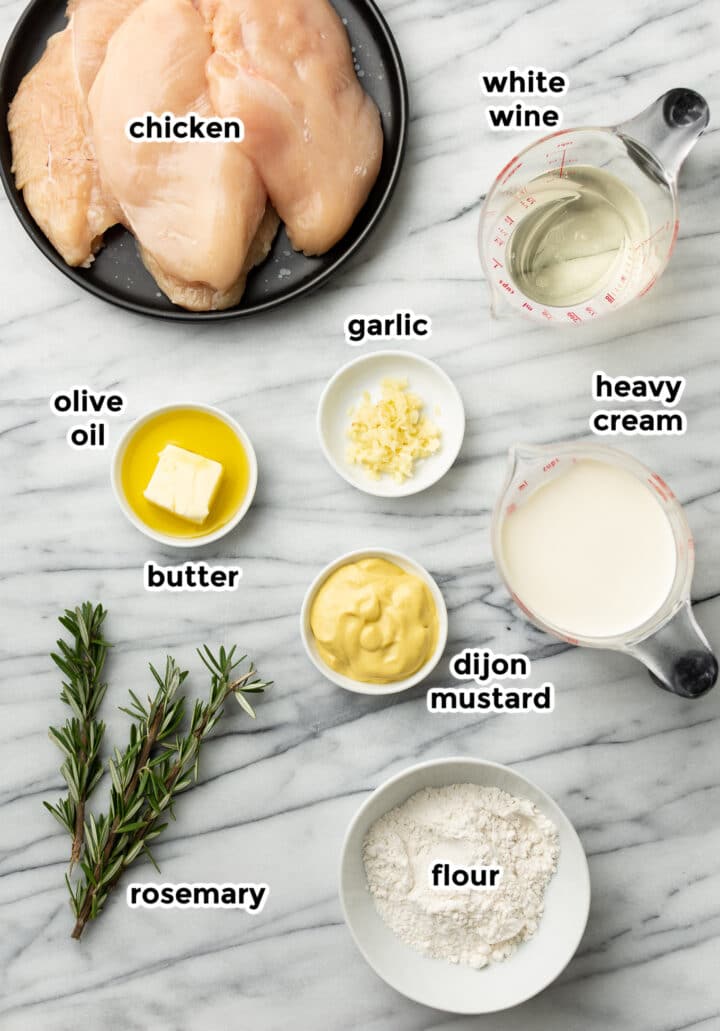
[114,404,256,546]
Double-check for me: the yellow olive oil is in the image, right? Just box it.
[121,408,250,539]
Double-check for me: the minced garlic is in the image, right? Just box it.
[346,378,441,482]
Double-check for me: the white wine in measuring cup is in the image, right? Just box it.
[479,89,709,324]
[506,167,650,309]
[492,441,718,698]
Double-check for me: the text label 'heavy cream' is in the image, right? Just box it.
[590,371,686,435]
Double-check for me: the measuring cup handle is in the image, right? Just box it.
[617,88,710,181]
[626,600,718,699]
[662,89,710,129]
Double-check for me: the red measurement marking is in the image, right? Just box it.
[543,458,560,472]
[584,306,598,317]
[535,129,568,147]
[499,161,523,186]
[518,480,529,491]
[638,276,657,297]
[498,279,515,294]
[495,156,519,183]
[521,301,534,311]
[634,223,670,250]
[492,258,503,270]
[504,215,515,226]
[668,219,680,259]
[541,309,553,320]
[558,147,567,179]
[650,473,675,501]
[506,503,517,516]
[566,311,581,323]
[511,593,536,622]
[605,293,615,304]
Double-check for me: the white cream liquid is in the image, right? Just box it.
[500,459,677,639]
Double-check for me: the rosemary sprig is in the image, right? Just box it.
[64,655,187,932]
[69,646,268,940]
[44,604,110,866]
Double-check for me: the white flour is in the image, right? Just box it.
[362,783,560,969]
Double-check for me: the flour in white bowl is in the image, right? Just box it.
[362,782,560,969]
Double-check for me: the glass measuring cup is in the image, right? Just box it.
[478,89,710,324]
[491,441,718,698]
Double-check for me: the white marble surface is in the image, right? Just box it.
[2,0,720,1028]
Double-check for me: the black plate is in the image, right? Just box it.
[0,0,408,320]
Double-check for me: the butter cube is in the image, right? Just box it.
[144,444,223,525]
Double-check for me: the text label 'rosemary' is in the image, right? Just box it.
[127,881,268,912]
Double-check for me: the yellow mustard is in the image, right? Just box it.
[310,558,439,684]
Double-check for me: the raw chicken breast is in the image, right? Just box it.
[200,0,384,255]
[139,205,279,311]
[69,0,144,101]
[88,0,273,309]
[8,13,120,267]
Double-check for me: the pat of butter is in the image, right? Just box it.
[143,444,223,525]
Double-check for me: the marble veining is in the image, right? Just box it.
[1,0,720,1028]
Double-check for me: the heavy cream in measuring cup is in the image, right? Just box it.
[500,459,677,639]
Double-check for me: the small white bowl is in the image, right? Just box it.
[111,403,258,548]
[318,350,465,497]
[300,548,448,695]
[340,757,591,1014]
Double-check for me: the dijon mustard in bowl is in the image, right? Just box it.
[300,548,448,695]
